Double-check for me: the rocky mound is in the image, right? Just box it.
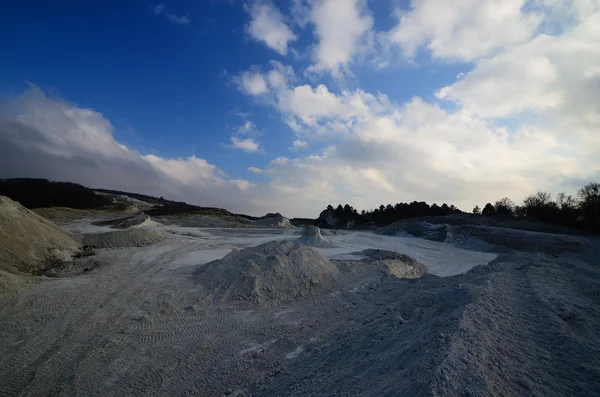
[193,240,339,304]
[315,207,338,228]
[0,196,81,274]
[358,249,427,278]
[82,229,164,249]
[296,226,336,248]
[256,213,295,228]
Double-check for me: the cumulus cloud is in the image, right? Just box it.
[277,84,351,125]
[235,56,598,212]
[384,0,539,61]
[291,139,308,150]
[436,12,600,120]
[236,120,261,136]
[152,4,190,25]
[237,70,269,96]
[0,86,264,214]
[229,136,262,153]
[304,0,373,76]
[247,2,296,55]
[227,120,263,153]
[3,3,599,218]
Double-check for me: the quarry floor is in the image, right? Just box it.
[1,220,599,396]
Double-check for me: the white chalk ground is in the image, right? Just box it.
[1,216,599,396]
[128,218,496,277]
[59,217,495,278]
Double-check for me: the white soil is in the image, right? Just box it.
[194,240,339,304]
[295,225,336,248]
[82,229,165,249]
[1,213,599,396]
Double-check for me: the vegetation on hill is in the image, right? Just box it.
[0,178,249,219]
[316,202,461,228]
[290,218,317,227]
[93,188,172,205]
[143,202,233,217]
[3,178,598,232]
[476,183,600,232]
[316,182,599,232]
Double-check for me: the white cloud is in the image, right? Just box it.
[266,61,295,89]
[0,86,262,214]
[143,154,224,185]
[152,4,190,25]
[436,12,600,120]
[277,84,351,124]
[238,71,269,96]
[236,120,259,136]
[235,57,598,213]
[229,120,263,153]
[292,139,308,149]
[306,0,374,76]
[229,136,262,153]
[4,4,600,219]
[384,0,539,61]
[247,2,296,55]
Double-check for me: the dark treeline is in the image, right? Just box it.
[319,182,600,232]
[474,182,600,232]
[319,201,462,228]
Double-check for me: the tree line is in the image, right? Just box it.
[473,182,600,231]
[320,201,462,228]
[319,182,599,232]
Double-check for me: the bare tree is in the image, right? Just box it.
[495,197,515,216]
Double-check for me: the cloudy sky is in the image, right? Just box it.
[1,0,599,217]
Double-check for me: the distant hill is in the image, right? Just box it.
[0,178,258,220]
[94,188,173,206]
[0,178,113,209]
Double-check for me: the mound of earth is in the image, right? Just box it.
[357,249,427,278]
[296,226,336,248]
[0,195,81,274]
[254,251,600,397]
[92,213,150,229]
[193,240,339,304]
[256,213,295,228]
[82,229,164,249]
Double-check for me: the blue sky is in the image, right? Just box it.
[0,0,599,216]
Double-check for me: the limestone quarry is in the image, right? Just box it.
[1,193,600,396]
